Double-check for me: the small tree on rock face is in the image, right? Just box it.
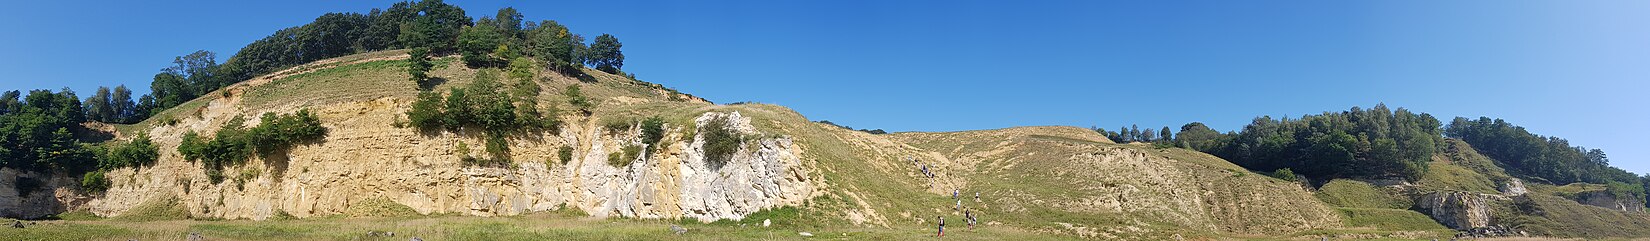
[564,85,591,115]
[407,47,434,86]
[407,91,445,130]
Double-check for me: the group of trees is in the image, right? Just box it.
[0,90,97,174]
[814,120,887,134]
[1209,105,1443,181]
[178,110,326,183]
[1100,105,1443,181]
[1094,105,1649,207]
[406,65,557,165]
[1445,117,1638,185]
[1096,125,1174,144]
[410,4,627,84]
[81,86,145,123]
[72,49,221,126]
[0,89,164,192]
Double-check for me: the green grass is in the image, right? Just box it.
[1415,162,1499,193]
[50,211,103,221]
[113,195,191,221]
[0,214,1069,241]
[1334,208,1449,231]
[1315,179,1411,209]
[242,59,414,110]
[1287,228,1453,241]
[0,223,141,241]
[1497,188,1650,238]
[342,198,422,218]
[1540,182,1607,199]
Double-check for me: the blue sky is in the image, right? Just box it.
[2,1,1646,174]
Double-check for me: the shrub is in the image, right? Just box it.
[602,118,633,134]
[103,134,159,169]
[248,109,327,156]
[1269,168,1301,182]
[233,168,260,191]
[177,111,327,183]
[610,145,642,167]
[640,116,666,148]
[81,171,110,193]
[178,130,205,162]
[700,115,743,168]
[443,88,473,127]
[200,115,253,170]
[408,91,446,130]
[456,141,474,163]
[564,85,591,114]
[557,146,574,165]
[484,133,510,163]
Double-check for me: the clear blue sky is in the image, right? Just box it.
[2,1,1646,174]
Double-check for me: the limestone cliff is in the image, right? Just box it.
[70,87,817,221]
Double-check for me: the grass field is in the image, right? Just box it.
[0,213,1066,241]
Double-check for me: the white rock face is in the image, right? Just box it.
[1417,191,1495,229]
[5,94,816,221]
[674,111,813,222]
[1500,178,1528,196]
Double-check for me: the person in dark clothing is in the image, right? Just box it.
[937,215,946,237]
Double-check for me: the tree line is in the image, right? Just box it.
[1102,104,1645,203]
[1095,124,1175,145]
[50,0,627,127]
[1445,117,1638,185]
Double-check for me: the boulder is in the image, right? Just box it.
[1415,191,1492,229]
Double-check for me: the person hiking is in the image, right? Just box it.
[937,215,946,237]
[974,192,980,202]
[969,211,979,229]
[952,189,959,199]
[964,210,974,230]
[954,199,961,211]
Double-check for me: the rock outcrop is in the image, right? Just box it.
[1573,190,1645,213]
[1499,178,1528,196]
[0,169,86,219]
[1415,191,1496,229]
[60,90,817,222]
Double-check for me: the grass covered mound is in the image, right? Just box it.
[342,198,422,218]
[1334,208,1448,231]
[1314,179,1411,209]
